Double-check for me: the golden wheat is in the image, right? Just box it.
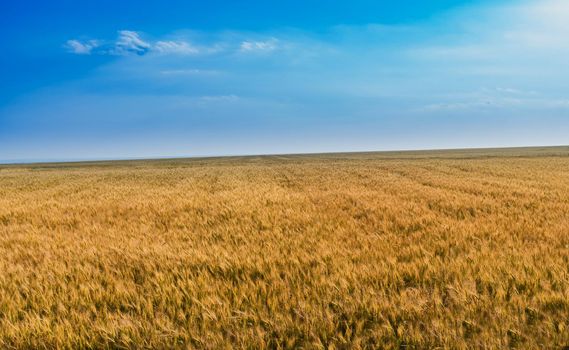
[1,147,568,349]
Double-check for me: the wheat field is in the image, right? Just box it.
[0,147,568,349]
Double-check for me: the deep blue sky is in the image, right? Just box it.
[0,0,479,104]
[1,0,568,162]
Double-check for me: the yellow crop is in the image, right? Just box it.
[1,147,568,349]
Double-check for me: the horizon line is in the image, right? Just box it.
[1,144,568,166]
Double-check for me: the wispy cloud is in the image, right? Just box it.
[160,69,221,76]
[154,41,199,55]
[113,30,151,55]
[66,31,201,56]
[66,31,284,57]
[64,39,100,55]
[239,38,279,52]
[199,95,240,103]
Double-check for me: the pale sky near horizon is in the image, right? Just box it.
[1,0,568,162]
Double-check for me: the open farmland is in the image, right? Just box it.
[0,147,568,349]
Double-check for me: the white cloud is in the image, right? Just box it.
[65,31,215,56]
[154,41,200,55]
[64,39,100,55]
[239,38,279,52]
[414,0,569,60]
[493,87,537,96]
[421,96,569,113]
[199,95,239,102]
[113,30,151,55]
[160,69,220,75]
[65,31,282,57]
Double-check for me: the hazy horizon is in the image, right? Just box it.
[2,144,568,166]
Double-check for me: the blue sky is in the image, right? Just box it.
[1,0,568,162]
